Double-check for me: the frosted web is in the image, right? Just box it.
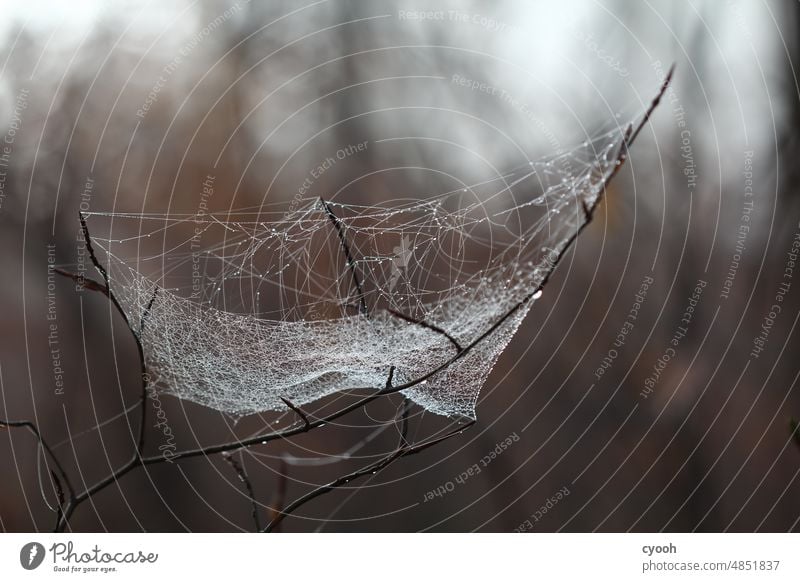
[85,124,631,420]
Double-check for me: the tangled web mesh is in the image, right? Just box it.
[86,125,631,420]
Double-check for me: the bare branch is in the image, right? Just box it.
[387,308,463,353]
[223,452,262,531]
[320,197,370,318]
[263,397,417,532]
[280,397,312,430]
[267,458,289,532]
[53,268,108,296]
[138,287,159,337]
[0,418,75,531]
[50,469,65,532]
[628,63,675,145]
[79,212,110,289]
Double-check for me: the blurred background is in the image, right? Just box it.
[2,0,800,532]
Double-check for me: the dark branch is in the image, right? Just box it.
[50,215,159,530]
[135,287,159,453]
[51,470,65,531]
[223,452,262,531]
[138,287,159,337]
[53,268,108,296]
[628,63,675,145]
[387,308,463,353]
[320,197,370,318]
[79,212,109,288]
[0,418,75,530]
[267,458,288,531]
[280,397,311,430]
[263,397,419,532]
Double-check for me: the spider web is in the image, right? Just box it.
[84,124,630,420]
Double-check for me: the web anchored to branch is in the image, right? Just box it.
[87,120,641,421]
[15,67,673,531]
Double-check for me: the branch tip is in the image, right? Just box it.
[280,397,311,430]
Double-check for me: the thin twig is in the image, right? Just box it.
[320,197,370,318]
[264,415,474,532]
[280,397,311,430]
[0,419,75,500]
[267,458,288,531]
[136,287,159,454]
[387,308,463,353]
[51,213,155,530]
[263,396,420,532]
[51,470,65,532]
[628,64,675,145]
[0,418,75,531]
[138,287,159,337]
[223,452,262,531]
[52,269,109,296]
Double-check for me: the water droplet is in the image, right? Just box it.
[533,289,543,299]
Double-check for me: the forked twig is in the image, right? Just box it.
[51,469,65,532]
[280,397,312,430]
[387,308,464,353]
[263,396,436,532]
[320,197,370,318]
[0,418,75,530]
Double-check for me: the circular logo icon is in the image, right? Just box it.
[20,542,45,570]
